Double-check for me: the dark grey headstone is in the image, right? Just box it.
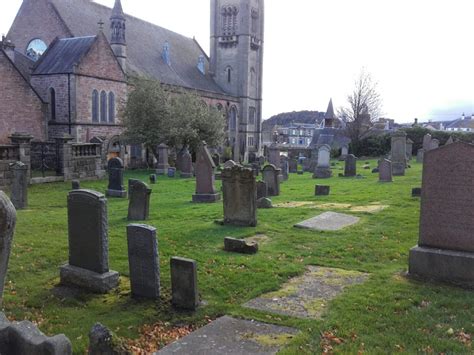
[256,181,268,200]
[315,185,330,196]
[192,143,220,203]
[224,237,258,254]
[127,224,160,299]
[72,180,80,190]
[128,180,152,221]
[179,147,193,178]
[106,158,127,198]
[289,159,298,173]
[262,164,281,196]
[412,187,421,197]
[10,161,28,210]
[344,155,357,177]
[0,192,16,306]
[171,257,199,310]
[149,174,157,184]
[89,323,120,355]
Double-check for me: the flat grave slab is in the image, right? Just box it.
[274,201,388,214]
[244,266,368,319]
[156,316,297,354]
[294,212,360,231]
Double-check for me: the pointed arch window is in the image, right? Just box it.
[226,67,232,83]
[100,91,107,122]
[249,107,256,125]
[229,106,237,131]
[92,90,99,122]
[108,92,115,123]
[49,88,56,121]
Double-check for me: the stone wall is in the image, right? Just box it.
[65,143,105,180]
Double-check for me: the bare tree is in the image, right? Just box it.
[340,68,383,143]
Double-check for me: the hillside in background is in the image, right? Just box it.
[262,111,325,129]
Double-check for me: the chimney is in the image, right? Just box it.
[1,35,15,62]
[162,41,171,66]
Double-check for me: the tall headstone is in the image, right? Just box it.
[430,139,440,150]
[60,190,119,293]
[192,142,221,203]
[9,161,28,209]
[406,138,414,161]
[344,154,357,177]
[0,192,16,306]
[313,144,332,178]
[409,143,474,286]
[378,159,393,182]
[256,181,268,200]
[267,144,281,169]
[262,164,281,196]
[222,166,257,227]
[149,174,157,184]
[416,149,424,164]
[280,158,289,181]
[171,257,199,310]
[127,224,160,299]
[340,145,349,160]
[422,133,432,152]
[391,131,407,176]
[179,147,193,178]
[288,159,298,173]
[156,143,170,175]
[106,158,127,198]
[128,180,152,221]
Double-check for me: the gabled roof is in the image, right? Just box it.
[11,50,35,80]
[48,0,227,95]
[33,36,97,75]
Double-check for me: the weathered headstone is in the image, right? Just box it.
[313,145,332,178]
[10,161,28,209]
[315,185,330,196]
[223,160,237,169]
[445,136,454,145]
[72,180,81,190]
[344,154,357,177]
[416,149,424,163]
[422,133,432,151]
[412,187,421,197]
[89,323,119,355]
[256,181,268,200]
[378,159,393,183]
[302,157,311,172]
[192,143,221,203]
[156,143,170,175]
[406,138,414,161]
[149,174,157,184]
[262,164,281,196]
[430,139,440,150]
[391,131,407,176]
[128,180,152,221]
[60,190,119,293]
[224,237,258,254]
[258,156,265,166]
[0,192,16,306]
[281,158,289,181]
[222,166,257,227]
[171,257,199,310]
[127,224,160,299]
[267,144,281,168]
[212,153,220,167]
[179,147,193,178]
[289,159,298,173]
[168,167,176,178]
[409,142,474,286]
[106,157,127,198]
[257,197,272,209]
[340,145,349,160]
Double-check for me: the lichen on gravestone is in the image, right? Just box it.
[0,191,16,306]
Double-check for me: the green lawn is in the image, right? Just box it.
[2,160,473,353]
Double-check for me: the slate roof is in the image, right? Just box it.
[11,50,35,80]
[48,0,227,95]
[445,118,474,130]
[33,36,97,75]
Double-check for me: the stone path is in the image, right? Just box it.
[294,212,360,231]
[244,266,368,319]
[156,316,297,354]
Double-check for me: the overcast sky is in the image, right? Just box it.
[1,0,474,122]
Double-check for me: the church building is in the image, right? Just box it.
[2,0,264,163]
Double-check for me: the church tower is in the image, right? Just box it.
[110,0,126,72]
[210,0,264,162]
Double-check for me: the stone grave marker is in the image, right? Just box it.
[211,153,220,167]
[409,142,474,285]
[72,180,80,190]
[257,197,272,209]
[445,136,454,145]
[280,158,289,181]
[313,145,332,178]
[406,138,414,160]
[179,147,193,178]
[127,224,160,299]
[60,190,119,293]
[422,133,432,151]
[340,145,349,160]
[289,159,298,173]
[224,237,258,254]
[378,159,393,182]
[149,174,157,184]
[294,212,360,231]
[10,161,28,209]
[192,142,221,203]
[391,131,407,176]
[262,164,281,196]
[156,143,170,175]
[256,181,268,200]
[106,157,127,198]
[171,257,199,310]
[128,179,152,221]
[167,167,176,178]
[267,143,281,168]
[416,149,424,163]
[0,192,16,306]
[315,185,330,196]
[222,165,257,227]
[430,139,440,150]
[223,160,237,169]
[412,187,421,197]
[344,154,357,177]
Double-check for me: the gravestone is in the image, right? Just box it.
[378,159,393,182]
[257,197,272,209]
[128,180,152,221]
[262,164,281,196]
[192,143,221,203]
[289,159,298,173]
[258,156,265,166]
[313,144,332,178]
[416,149,424,163]
[168,167,176,178]
[72,180,80,190]
[0,192,16,306]
[127,224,160,299]
[422,133,432,151]
[340,145,349,160]
[179,147,193,178]
[344,154,357,177]
[430,139,440,150]
[156,144,170,175]
[445,136,454,145]
[295,212,360,231]
[280,158,289,181]
[267,144,281,168]
[256,181,268,200]
[412,187,421,197]
[406,138,414,161]
[391,131,407,176]
[60,190,119,293]
[106,158,127,198]
[315,185,330,196]
[212,153,220,167]
[222,165,257,227]
[224,160,237,169]
[224,237,258,254]
[171,257,199,310]
[409,142,474,286]
[149,174,157,184]
[10,162,28,209]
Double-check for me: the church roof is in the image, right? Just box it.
[33,36,97,75]
[48,0,227,95]
[325,99,336,120]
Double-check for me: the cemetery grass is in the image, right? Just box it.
[2,160,473,353]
